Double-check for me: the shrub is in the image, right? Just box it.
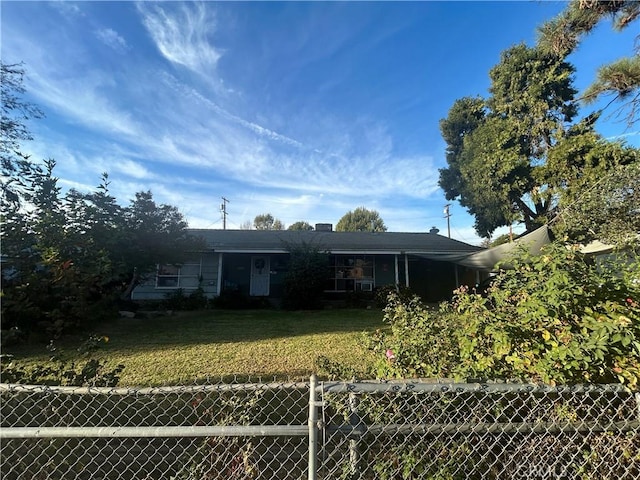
[212,289,251,309]
[373,284,416,308]
[370,242,640,389]
[281,241,329,310]
[0,335,124,387]
[163,288,209,311]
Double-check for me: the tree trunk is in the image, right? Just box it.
[121,268,139,301]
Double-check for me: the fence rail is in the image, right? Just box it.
[1,378,638,479]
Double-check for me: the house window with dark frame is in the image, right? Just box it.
[327,255,375,292]
[156,262,201,289]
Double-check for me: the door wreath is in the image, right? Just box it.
[254,258,266,274]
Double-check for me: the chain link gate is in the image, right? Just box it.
[2,378,639,479]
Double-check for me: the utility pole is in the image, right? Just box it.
[221,197,230,230]
[443,204,451,238]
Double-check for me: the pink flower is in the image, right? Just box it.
[385,349,396,360]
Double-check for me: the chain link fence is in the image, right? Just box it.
[1,379,639,479]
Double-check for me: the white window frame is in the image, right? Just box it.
[155,260,202,289]
[327,255,375,292]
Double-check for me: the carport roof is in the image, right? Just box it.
[187,229,482,256]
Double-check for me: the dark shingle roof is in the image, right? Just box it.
[188,229,481,255]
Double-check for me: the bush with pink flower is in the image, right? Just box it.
[368,242,640,389]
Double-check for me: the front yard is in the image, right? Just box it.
[3,308,385,386]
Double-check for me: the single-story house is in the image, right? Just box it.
[132,225,484,304]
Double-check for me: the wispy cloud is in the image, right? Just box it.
[606,131,640,141]
[159,72,304,149]
[95,28,128,53]
[137,2,222,75]
[50,1,83,19]
[29,71,141,138]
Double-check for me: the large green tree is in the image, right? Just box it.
[1,160,202,337]
[336,207,387,232]
[439,44,637,238]
[253,213,284,230]
[538,0,640,126]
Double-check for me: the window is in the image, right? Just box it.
[156,262,201,288]
[327,255,374,291]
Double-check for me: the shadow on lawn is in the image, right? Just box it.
[89,308,385,352]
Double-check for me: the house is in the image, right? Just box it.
[132,225,484,304]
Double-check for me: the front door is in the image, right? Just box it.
[250,256,270,296]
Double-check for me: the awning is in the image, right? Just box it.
[415,225,553,271]
[428,225,629,271]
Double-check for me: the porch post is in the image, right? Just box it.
[404,254,409,288]
[394,254,399,291]
[216,252,223,296]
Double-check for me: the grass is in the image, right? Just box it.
[5,308,386,386]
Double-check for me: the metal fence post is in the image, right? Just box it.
[348,391,362,479]
[308,374,318,480]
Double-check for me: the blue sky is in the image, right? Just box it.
[3,1,638,244]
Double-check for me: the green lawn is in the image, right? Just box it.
[6,309,385,386]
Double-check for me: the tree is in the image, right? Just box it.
[538,0,640,126]
[1,162,202,336]
[1,61,44,204]
[555,161,640,247]
[288,221,314,231]
[439,44,636,237]
[0,64,201,337]
[336,207,387,232]
[120,191,204,299]
[253,213,284,230]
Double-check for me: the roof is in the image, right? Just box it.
[187,229,482,256]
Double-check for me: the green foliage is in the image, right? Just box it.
[367,294,460,380]
[439,38,640,238]
[281,240,329,310]
[253,213,284,230]
[1,159,201,337]
[1,63,205,338]
[373,284,415,308]
[439,44,582,237]
[336,206,387,232]
[0,336,124,386]
[287,220,314,231]
[370,242,640,389]
[163,288,209,311]
[1,61,44,184]
[554,161,640,247]
[538,0,640,126]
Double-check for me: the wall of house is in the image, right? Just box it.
[131,252,219,301]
